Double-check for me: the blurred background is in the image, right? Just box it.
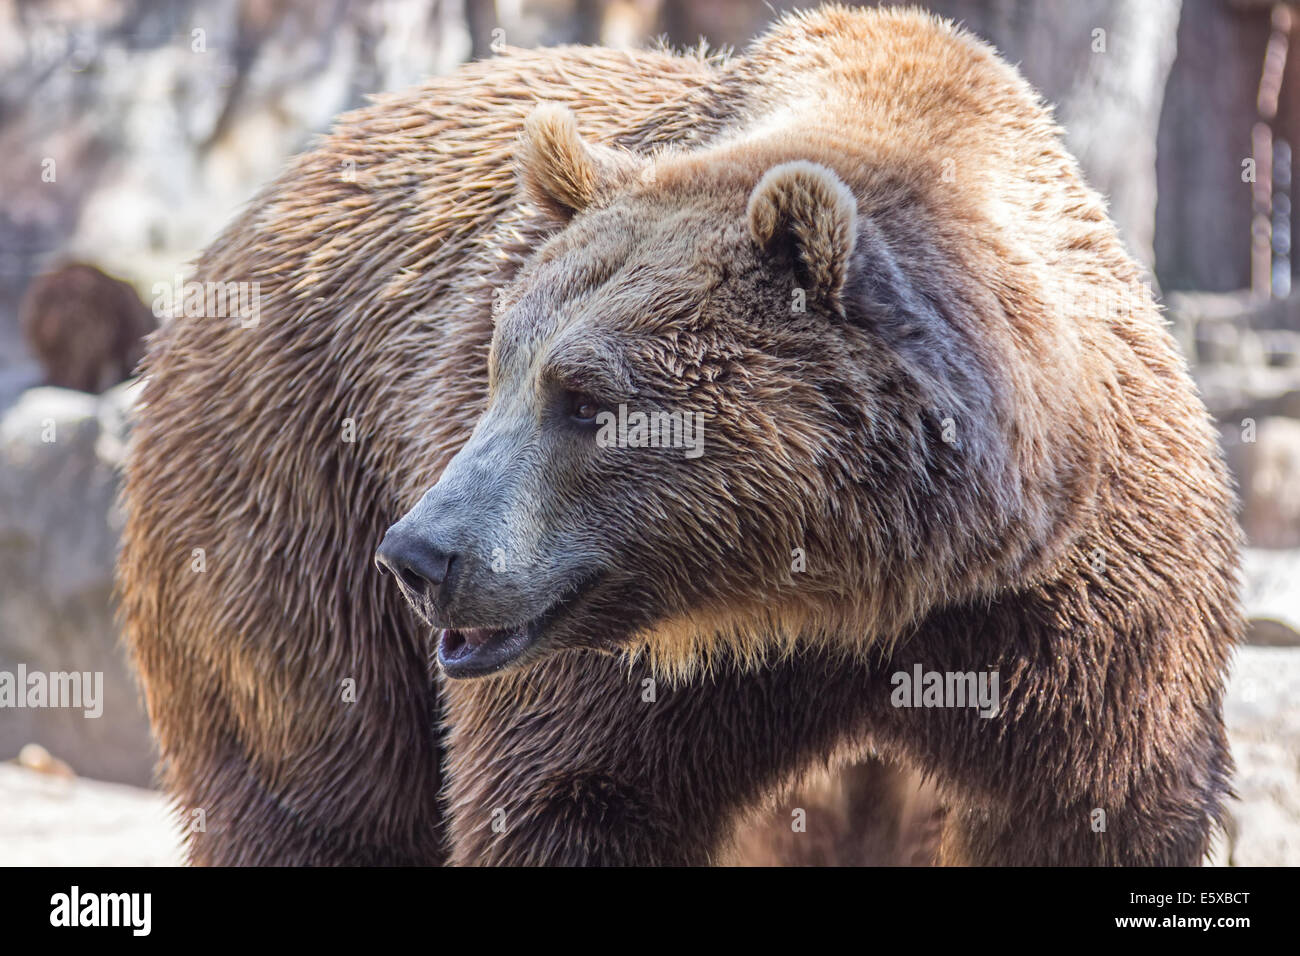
[1,0,1297,865]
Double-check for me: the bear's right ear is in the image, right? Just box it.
[748,161,858,309]
[517,104,640,223]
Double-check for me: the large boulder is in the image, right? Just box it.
[1223,647,1300,865]
[0,381,153,785]
[1223,418,1300,549]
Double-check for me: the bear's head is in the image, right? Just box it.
[377,105,1097,679]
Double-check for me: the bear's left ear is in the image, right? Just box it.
[748,161,858,307]
[517,104,641,223]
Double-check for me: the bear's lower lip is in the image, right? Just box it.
[436,623,542,678]
[435,575,599,679]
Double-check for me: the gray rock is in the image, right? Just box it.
[1223,646,1300,865]
[1223,419,1300,549]
[0,357,40,415]
[0,383,153,785]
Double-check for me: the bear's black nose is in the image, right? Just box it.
[375,526,455,601]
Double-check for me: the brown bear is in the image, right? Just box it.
[120,5,1241,866]
[21,262,156,394]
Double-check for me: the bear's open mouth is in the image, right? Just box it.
[437,625,537,679]
[436,579,592,679]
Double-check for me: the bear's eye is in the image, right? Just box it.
[565,390,602,425]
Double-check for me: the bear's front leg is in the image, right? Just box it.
[441,646,875,866]
[866,591,1236,867]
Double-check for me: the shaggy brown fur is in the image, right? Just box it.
[21,262,155,393]
[119,6,1241,866]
